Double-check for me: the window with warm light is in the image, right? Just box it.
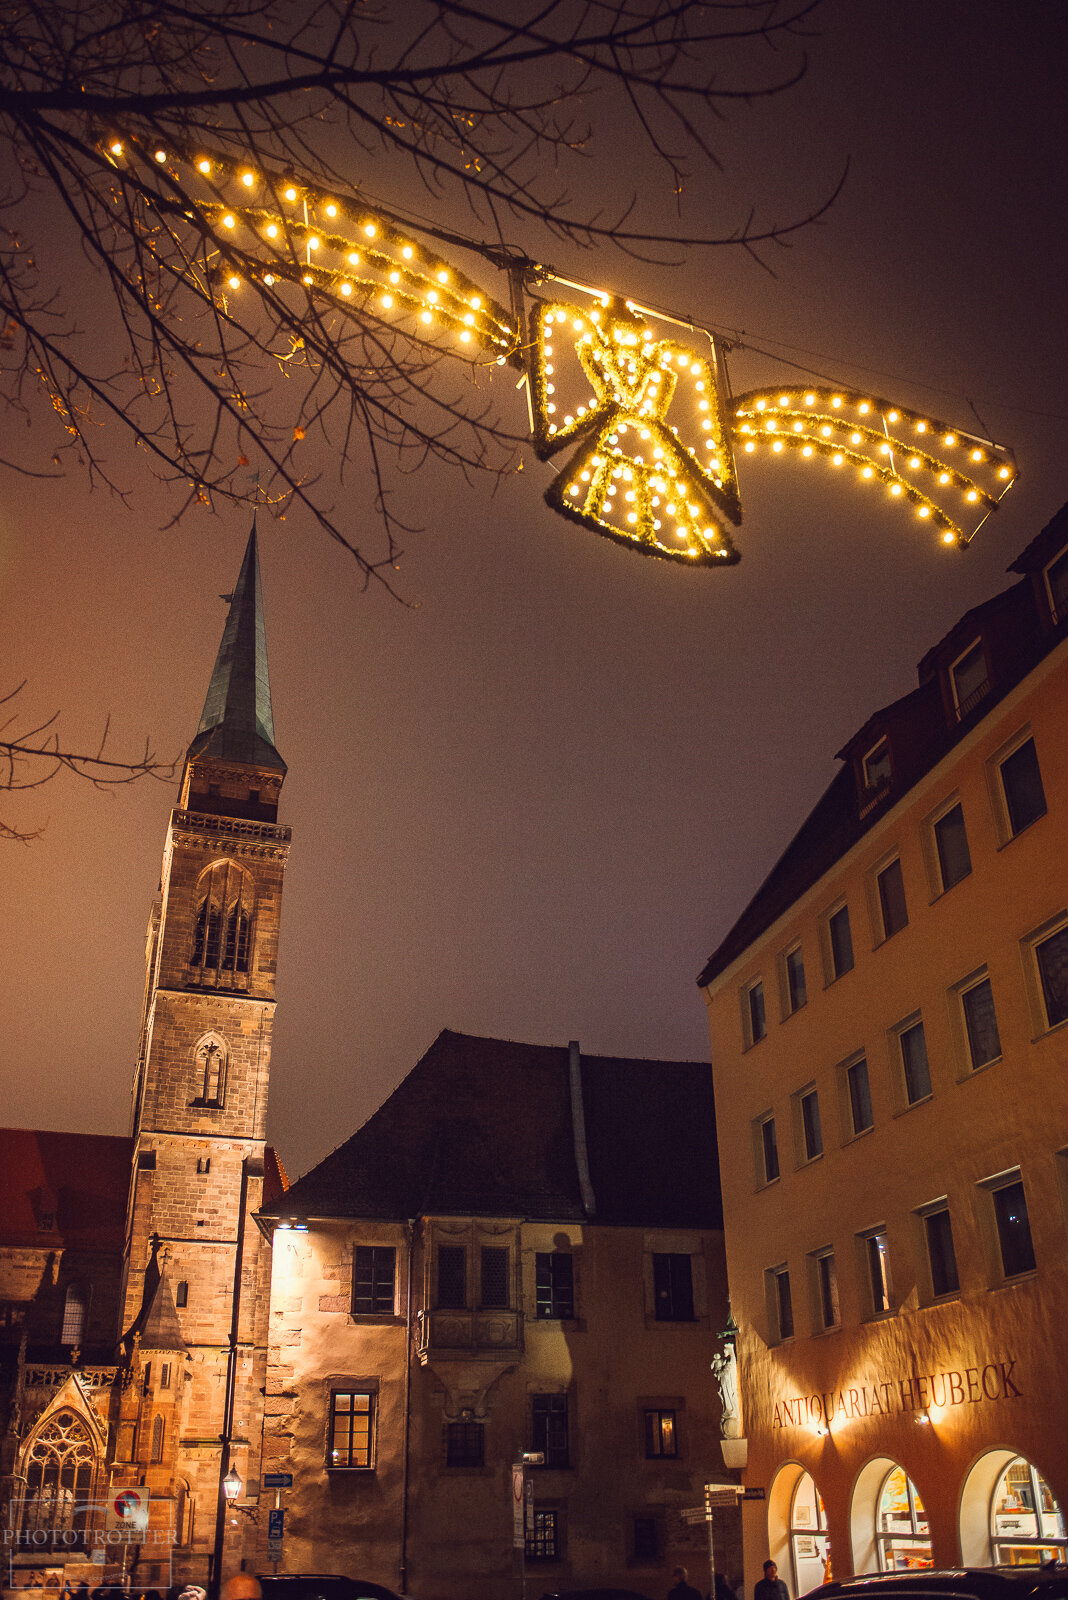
[790,1472,830,1595]
[643,1408,678,1459]
[329,1390,374,1469]
[876,1465,932,1569]
[991,1457,1067,1563]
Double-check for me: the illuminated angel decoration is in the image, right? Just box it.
[528,299,742,565]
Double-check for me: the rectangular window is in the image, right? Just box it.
[863,737,891,790]
[924,1207,960,1297]
[829,904,854,979]
[633,1517,660,1562]
[771,1267,794,1341]
[800,1089,823,1160]
[531,1395,569,1468]
[877,858,909,938]
[526,1508,559,1561]
[962,977,1002,1069]
[480,1246,510,1308]
[644,1407,678,1458]
[1001,737,1047,836]
[934,803,972,891]
[437,1245,466,1308]
[761,1117,780,1183]
[785,946,807,1012]
[353,1246,396,1316]
[900,1021,932,1104]
[196,1157,211,1175]
[652,1253,694,1321]
[846,1057,874,1135]
[160,1362,171,1390]
[445,1420,484,1468]
[175,1281,188,1308]
[535,1252,574,1320]
[330,1390,375,1469]
[992,1178,1036,1278]
[815,1251,839,1329]
[950,638,989,718]
[864,1229,893,1313]
[746,981,767,1044]
[1036,924,1068,1028]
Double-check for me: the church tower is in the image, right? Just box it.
[119,525,290,1586]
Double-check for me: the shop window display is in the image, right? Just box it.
[790,1471,831,1593]
[991,1457,1066,1564]
[876,1465,932,1570]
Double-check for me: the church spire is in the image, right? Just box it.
[186,520,285,773]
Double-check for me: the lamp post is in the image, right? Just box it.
[223,1468,243,1505]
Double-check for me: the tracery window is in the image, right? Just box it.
[20,1410,99,1544]
[194,1037,228,1108]
[189,860,254,980]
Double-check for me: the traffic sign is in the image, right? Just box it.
[263,1474,293,1488]
[268,1507,285,1560]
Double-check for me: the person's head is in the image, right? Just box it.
[221,1578,261,1600]
[763,1563,778,1580]
[673,1570,688,1585]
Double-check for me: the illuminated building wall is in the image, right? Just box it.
[698,503,1068,1590]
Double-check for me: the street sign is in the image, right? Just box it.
[511,1464,525,1549]
[268,1507,285,1560]
[742,1487,766,1501]
[263,1474,293,1488]
[106,1486,150,1543]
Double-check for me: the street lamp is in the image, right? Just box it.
[222,1467,243,1504]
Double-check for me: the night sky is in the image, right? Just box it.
[3,1,1066,1179]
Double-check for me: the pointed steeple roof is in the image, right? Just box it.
[186,522,285,772]
[123,1243,187,1352]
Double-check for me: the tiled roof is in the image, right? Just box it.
[0,1128,132,1248]
[262,1030,722,1229]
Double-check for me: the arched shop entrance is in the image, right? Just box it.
[851,1458,932,1573]
[768,1463,831,1595]
[961,1451,1067,1567]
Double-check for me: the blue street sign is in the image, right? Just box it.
[268,1509,285,1540]
[263,1474,293,1488]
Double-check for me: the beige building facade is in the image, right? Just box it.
[258,1031,738,1600]
[698,506,1068,1593]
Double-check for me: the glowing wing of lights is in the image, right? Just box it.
[730,386,1016,546]
[108,140,519,363]
[527,299,743,565]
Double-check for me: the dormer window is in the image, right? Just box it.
[862,738,891,792]
[949,637,989,720]
[1044,544,1068,624]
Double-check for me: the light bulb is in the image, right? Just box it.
[242,172,255,187]
[285,188,297,202]
[198,159,211,174]
[155,150,167,164]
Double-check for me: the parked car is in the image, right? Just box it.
[801,1569,1068,1600]
[258,1574,403,1600]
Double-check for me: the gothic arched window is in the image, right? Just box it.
[194,1036,228,1108]
[174,1479,191,1547]
[189,861,254,982]
[151,1415,165,1463]
[21,1410,99,1543]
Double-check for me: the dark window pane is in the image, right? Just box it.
[775,1269,794,1340]
[761,1118,779,1183]
[445,1420,484,1468]
[962,979,1002,1069]
[864,739,891,789]
[935,804,972,891]
[634,1517,660,1561]
[847,1058,873,1134]
[951,640,989,714]
[1047,546,1068,620]
[61,1286,87,1346]
[531,1394,569,1468]
[748,982,766,1043]
[801,1090,822,1159]
[644,1408,677,1458]
[353,1246,396,1315]
[817,1253,839,1328]
[829,905,854,978]
[535,1252,574,1319]
[1001,739,1047,836]
[437,1245,466,1308]
[993,1181,1036,1277]
[900,1022,931,1104]
[652,1252,694,1321]
[878,859,909,937]
[786,947,807,1012]
[175,1281,188,1308]
[480,1247,509,1308]
[925,1209,959,1296]
[1036,926,1068,1027]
